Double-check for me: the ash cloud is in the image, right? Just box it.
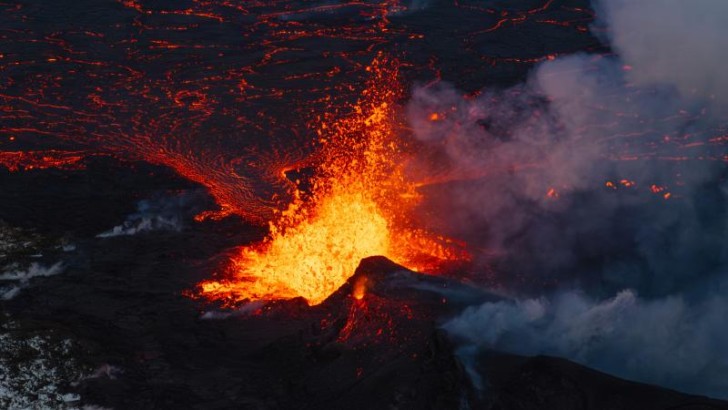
[413,0,728,399]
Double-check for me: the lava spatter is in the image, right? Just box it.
[198,55,469,306]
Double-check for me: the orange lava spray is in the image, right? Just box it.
[198,54,469,306]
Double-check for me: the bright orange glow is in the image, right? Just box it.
[203,190,391,304]
[352,276,368,301]
[198,55,469,306]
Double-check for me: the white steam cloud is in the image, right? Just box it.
[596,0,728,108]
[416,0,728,399]
[0,262,65,300]
[97,215,180,238]
[97,194,198,238]
[444,288,728,398]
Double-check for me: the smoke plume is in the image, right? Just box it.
[595,0,728,108]
[97,192,203,238]
[417,0,728,399]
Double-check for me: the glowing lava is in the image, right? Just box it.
[198,55,469,305]
[202,190,391,305]
[0,150,88,172]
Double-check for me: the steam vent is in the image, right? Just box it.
[2,0,728,409]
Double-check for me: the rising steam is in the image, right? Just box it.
[422,0,728,399]
[97,192,203,238]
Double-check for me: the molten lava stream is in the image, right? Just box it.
[198,55,469,306]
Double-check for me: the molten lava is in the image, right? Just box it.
[0,150,87,172]
[202,191,391,305]
[199,55,469,305]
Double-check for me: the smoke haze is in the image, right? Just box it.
[418,0,728,399]
[596,0,728,108]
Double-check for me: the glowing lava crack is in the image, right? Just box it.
[197,56,469,306]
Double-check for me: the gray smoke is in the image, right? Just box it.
[417,0,728,399]
[97,192,203,238]
[443,288,728,398]
[596,0,728,108]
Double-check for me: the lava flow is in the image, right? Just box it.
[198,55,469,306]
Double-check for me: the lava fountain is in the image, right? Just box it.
[198,55,469,305]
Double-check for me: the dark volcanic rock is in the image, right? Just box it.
[479,353,728,410]
[302,256,469,410]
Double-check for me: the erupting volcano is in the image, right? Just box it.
[3,0,728,408]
